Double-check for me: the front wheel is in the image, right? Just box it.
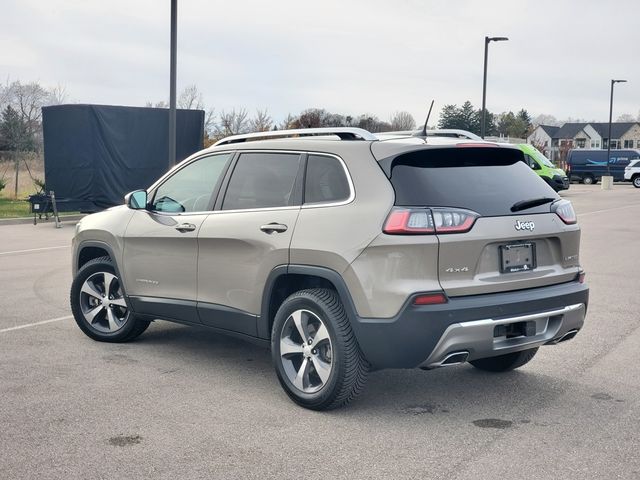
[582,175,595,185]
[469,348,538,372]
[271,288,369,410]
[70,256,150,342]
[633,175,640,188]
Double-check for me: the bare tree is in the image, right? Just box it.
[215,108,249,138]
[357,114,391,133]
[279,113,297,130]
[532,113,561,127]
[48,84,68,105]
[177,84,204,110]
[616,113,635,122]
[249,109,273,132]
[390,111,416,131]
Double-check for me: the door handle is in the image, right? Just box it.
[175,223,197,232]
[260,223,288,234]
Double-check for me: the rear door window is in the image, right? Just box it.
[304,154,351,204]
[380,147,557,216]
[222,153,301,210]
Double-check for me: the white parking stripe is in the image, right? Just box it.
[0,315,73,333]
[0,246,69,256]
[579,203,640,216]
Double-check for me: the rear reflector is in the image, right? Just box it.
[413,292,448,305]
[383,207,478,235]
[578,271,586,283]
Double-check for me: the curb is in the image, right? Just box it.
[0,214,86,226]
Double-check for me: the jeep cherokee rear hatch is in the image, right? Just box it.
[378,146,581,297]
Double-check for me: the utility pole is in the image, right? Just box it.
[606,79,627,177]
[168,0,177,166]
[480,36,508,139]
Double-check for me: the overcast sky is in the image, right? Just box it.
[1,0,638,125]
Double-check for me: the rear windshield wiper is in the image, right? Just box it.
[510,197,556,212]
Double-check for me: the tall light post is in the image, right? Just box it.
[481,36,508,139]
[169,0,177,167]
[606,79,627,176]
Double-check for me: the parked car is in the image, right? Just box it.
[567,149,640,184]
[624,158,640,188]
[70,127,589,410]
[517,144,569,191]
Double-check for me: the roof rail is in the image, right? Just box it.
[213,127,377,146]
[424,129,482,140]
[376,129,482,141]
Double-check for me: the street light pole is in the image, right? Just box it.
[480,36,508,139]
[168,0,177,167]
[606,79,627,176]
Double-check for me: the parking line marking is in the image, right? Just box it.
[0,315,73,333]
[580,203,640,216]
[0,246,69,256]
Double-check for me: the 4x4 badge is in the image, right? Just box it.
[514,220,535,231]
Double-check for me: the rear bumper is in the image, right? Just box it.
[351,280,588,370]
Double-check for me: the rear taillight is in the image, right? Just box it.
[577,271,586,283]
[383,207,479,234]
[553,200,577,225]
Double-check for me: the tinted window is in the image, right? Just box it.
[152,153,231,213]
[305,155,350,204]
[381,147,558,216]
[222,153,301,210]
[524,154,540,170]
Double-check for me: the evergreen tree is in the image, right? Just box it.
[0,105,35,151]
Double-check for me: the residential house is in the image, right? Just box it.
[527,121,640,162]
[527,125,559,154]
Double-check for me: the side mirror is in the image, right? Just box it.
[125,190,148,210]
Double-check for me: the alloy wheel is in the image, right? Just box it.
[79,271,128,333]
[279,309,333,394]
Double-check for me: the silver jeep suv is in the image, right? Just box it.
[70,127,589,410]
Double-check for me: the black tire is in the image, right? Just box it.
[582,175,595,185]
[271,288,369,410]
[70,256,150,343]
[469,347,538,372]
[632,175,640,188]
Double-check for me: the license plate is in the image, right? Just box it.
[500,243,536,273]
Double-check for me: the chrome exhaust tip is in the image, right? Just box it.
[548,329,579,345]
[421,351,469,370]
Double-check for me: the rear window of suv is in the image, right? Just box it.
[380,147,558,216]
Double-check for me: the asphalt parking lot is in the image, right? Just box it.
[1,184,639,480]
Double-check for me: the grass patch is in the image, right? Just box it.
[0,198,30,218]
[0,197,81,219]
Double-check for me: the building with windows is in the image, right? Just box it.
[527,121,640,162]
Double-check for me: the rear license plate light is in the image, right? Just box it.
[499,242,536,273]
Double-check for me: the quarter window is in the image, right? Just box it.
[152,153,232,213]
[222,153,301,210]
[304,155,351,204]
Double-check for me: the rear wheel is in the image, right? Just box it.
[271,288,369,410]
[70,257,150,342]
[469,348,538,372]
[582,175,595,185]
[632,175,640,188]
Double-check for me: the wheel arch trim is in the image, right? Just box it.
[75,241,129,299]
[258,265,361,339]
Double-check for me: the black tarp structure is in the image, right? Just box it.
[42,104,204,210]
